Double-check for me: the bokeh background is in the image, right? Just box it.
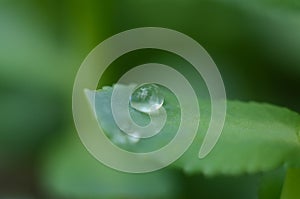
[0,0,300,198]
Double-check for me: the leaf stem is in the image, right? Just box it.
[281,168,300,199]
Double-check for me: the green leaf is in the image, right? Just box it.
[280,168,300,199]
[92,85,300,176]
[87,85,181,153]
[178,101,300,176]
[258,168,285,199]
[39,129,182,199]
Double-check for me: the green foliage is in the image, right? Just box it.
[40,131,181,199]
[94,85,300,176]
[41,85,300,198]
[1,0,300,198]
[281,168,300,199]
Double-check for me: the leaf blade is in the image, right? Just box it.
[93,85,300,176]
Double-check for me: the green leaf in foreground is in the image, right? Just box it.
[92,85,300,176]
[40,129,181,199]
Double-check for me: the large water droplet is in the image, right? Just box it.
[130,83,164,113]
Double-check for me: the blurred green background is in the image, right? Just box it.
[0,0,300,198]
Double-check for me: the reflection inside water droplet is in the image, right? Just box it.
[130,83,164,113]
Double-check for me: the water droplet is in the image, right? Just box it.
[130,83,164,113]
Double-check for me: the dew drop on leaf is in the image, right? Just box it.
[130,83,164,113]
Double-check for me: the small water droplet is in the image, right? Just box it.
[130,83,164,113]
